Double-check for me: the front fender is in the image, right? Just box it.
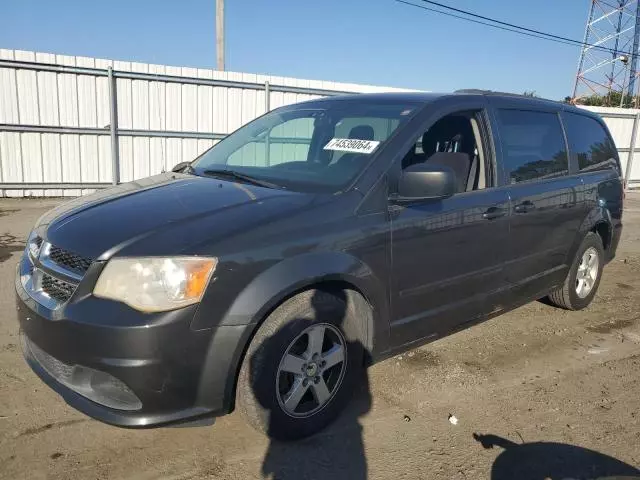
[220,251,384,327]
[194,251,388,414]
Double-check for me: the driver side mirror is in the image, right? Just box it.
[171,161,192,173]
[395,162,457,203]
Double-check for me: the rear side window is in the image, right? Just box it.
[496,110,568,184]
[562,112,619,173]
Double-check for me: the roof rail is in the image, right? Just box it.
[455,89,530,97]
[454,89,560,103]
[454,89,492,94]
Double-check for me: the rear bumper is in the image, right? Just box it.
[16,260,250,428]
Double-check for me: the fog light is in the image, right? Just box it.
[87,369,142,411]
[23,335,142,411]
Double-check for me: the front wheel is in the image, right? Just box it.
[547,232,604,310]
[236,290,366,440]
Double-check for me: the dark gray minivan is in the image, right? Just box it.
[16,91,623,439]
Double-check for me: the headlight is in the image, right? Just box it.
[93,257,217,312]
[27,230,43,259]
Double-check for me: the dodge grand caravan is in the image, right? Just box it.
[16,92,623,440]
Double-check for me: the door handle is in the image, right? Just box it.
[482,206,506,220]
[514,200,535,214]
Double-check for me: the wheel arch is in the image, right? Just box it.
[568,205,613,264]
[240,278,376,355]
[591,220,611,250]
[197,252,385,415]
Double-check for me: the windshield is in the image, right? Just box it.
[191,99,419,193]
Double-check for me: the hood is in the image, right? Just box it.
[39,173,314,259]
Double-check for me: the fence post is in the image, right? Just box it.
[264,81,270,112]
[625,112,639,189]
[108,66,120,185]
[264,81,271,165]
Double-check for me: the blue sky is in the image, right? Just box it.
[2,0,590,100]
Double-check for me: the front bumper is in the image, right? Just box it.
[16,258,249,428]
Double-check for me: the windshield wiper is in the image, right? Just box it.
[201,169,285,190]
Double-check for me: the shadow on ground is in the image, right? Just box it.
[0,233,24,263]
[260,378,371,480]
[247,289,372,480]
[0,208,18,218]
[474,433,640,480]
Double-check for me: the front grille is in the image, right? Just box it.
[22,240,91,308]
[48,246,92,274]
[41,272,76,302]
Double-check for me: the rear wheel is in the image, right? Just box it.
[236,289,366,440]
[547,232,604,310]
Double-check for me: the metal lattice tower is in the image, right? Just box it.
[573,0,640,104]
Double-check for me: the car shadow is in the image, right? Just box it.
[474,433,640,480]
[251,289,372,480]
[536,296,555,307]
[260,374,371,480]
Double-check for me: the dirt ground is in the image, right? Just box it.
[1,194,640,480]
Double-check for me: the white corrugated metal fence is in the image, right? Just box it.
[0,49,411,197]
[1,49,638,197]
[579,106,640,188]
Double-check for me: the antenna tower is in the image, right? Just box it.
[573,0,640,105]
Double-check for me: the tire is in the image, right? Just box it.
[237,289,367,440]
[547,232,604,310]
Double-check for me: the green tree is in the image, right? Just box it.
[573,91,637,107]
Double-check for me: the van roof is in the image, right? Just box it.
[310,90,589,115]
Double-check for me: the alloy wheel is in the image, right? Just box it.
[275,323,347,418]
[576,247,599,299]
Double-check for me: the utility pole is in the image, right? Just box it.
[216,0,225,71]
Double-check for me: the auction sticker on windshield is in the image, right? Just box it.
[323,138,381,154]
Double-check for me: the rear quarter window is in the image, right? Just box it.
[562,112,620,174]
[495,109,569,184]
